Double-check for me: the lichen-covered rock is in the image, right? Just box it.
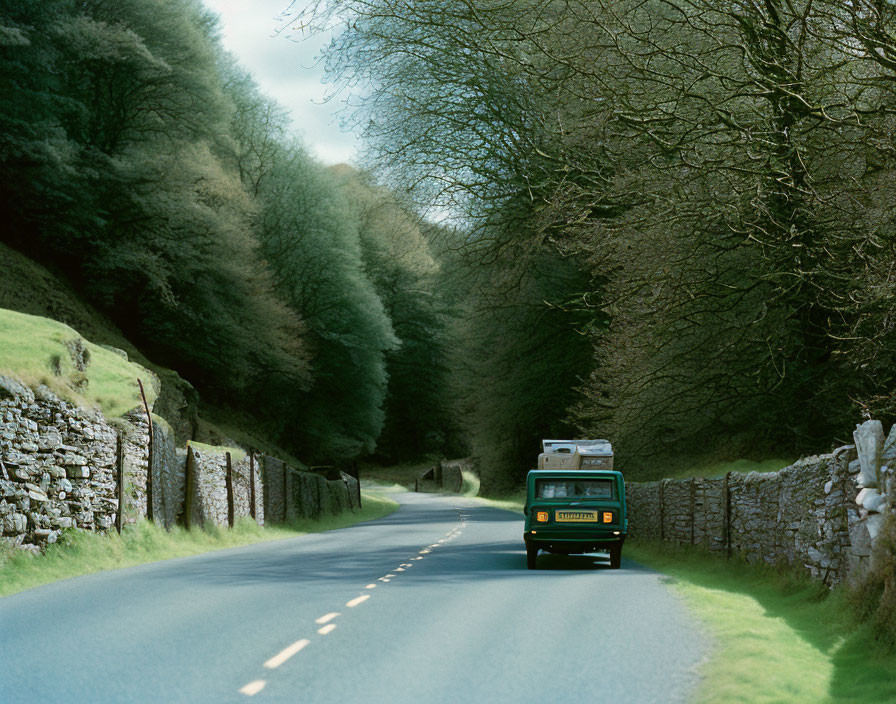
[0,381,133,548]
[883,425,896,464]
[854,420,884,488]
[0,376,34,403]
[857,488,887,513]
[866,513,885,541]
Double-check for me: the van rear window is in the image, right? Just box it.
[536,479,614,499]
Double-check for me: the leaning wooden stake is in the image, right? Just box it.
[137,378,154,523]
[115,433,124,534]
[249,452,257,522]
[281,460,288,523]
[723,471,732,558]
[351,460,362,509]
[690,477,696,546]
[659,479,666,542]
[184,446,195,531]
[225,452,235,528]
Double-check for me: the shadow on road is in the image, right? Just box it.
[138,506,653,591]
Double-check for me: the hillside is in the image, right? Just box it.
[0,308,157,418]
[0,242,294,461]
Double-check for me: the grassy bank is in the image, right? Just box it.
[628,542,896,704]
[0,491,398,599]
[472,491,524,513]
[0,307,158,417]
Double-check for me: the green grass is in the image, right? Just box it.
[471,491,525,513]
[627,542,896,704]
[0,307,158,417]
[664,458,795,481]
[0,491,398,598]
[460,470,480,497]
[361,459,440,489]
[186,439,246,463]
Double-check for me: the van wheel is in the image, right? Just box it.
[526,544,538,570]
[609,545,622,569]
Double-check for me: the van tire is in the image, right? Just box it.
[609,545,622,569]
[526,545,538,570]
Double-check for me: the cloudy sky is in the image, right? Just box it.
[203,0,360,165]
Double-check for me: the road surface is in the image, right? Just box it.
[0,491,706,703]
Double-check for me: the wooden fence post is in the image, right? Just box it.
[690,477,697,546]
[249,452,257,522]
[116,433,124,534]
[281,460,288,523]
[225,452,234,528]
[659,480,666,542]
[351,460,362,509]
[184,446,195,531]
[724,471,732,557]
[137,378,154,523]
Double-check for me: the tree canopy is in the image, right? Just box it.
[303,0,896,482]
[0,0,459,464]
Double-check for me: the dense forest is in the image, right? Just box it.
[294,0,896,488]
[0,0,458,467]
[5,0,896,491]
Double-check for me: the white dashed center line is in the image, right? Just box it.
[263,639,310,670]
[240,680,266,696]
[240,516,475,698]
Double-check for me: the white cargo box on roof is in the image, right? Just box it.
[538,438,614,470]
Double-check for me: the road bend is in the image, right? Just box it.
[0,491,706,703]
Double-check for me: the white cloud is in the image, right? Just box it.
[203,0,360,165]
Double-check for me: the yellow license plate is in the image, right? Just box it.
[555,510,598,523]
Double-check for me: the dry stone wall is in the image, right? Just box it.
[415,458,472,493]
[625,425,894,587]
[439,459,469,493]
[261,455,290,523]
[186,447,262,527]
[0,377,128,552]
[262,458,361,523]
[0,375,361,553]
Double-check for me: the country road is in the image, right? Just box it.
[0,491,706,703]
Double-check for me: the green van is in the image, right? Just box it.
[523,469,628,570]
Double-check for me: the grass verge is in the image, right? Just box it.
[627,541,896,704]
[471,491,525,513]
[0,491,398,599]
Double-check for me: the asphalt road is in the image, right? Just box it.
[0,491,706,703]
